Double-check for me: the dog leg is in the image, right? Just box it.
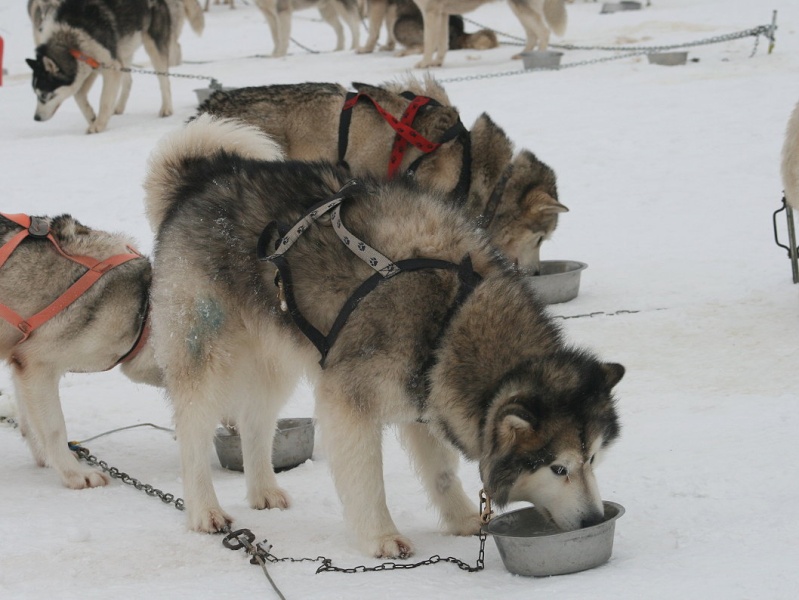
[508,0,549,56]
[415,6,445,68]
[114,70,134,115]
[11,362,108,488]
[275,5,292,57]
[317,381,413,558]
[399,422,481,535]
[87,69,122,134]
[334,0,361,50]
[73,70,98,126]
[237,364,293,511]
[318,1,346,51]
[358,0,387,53]
[175,397,233,532]
[142,37,173,117]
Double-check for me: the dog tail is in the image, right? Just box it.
[782,99,799,210]
[544,0,567,38]
[183,0,205,35]
[144,114,283,232]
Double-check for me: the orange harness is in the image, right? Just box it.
[0,213,150,367]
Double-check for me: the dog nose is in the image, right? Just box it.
[34,114,41,121]
[581,513,605,528]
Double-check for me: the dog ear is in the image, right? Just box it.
[496,403,541,451]
[601,363,625,389]
[42,56,60,74]
[530,192,569,214]
[26,58,39,71]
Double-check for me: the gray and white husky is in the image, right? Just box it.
[144,115,623,558]
[411,0,567,67]
[25,0,196,133]
[195,78,568,273]
[0,214,161,489]
[253,0,362,57]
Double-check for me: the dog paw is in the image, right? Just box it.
[86,121,106,134]
[372,534,414,559]
[159,106,174,118]
[356,46,374,54]
[62,468,109,489]
[444,512,483,536]
[249,487,290,510]
[415,59,442,69]
[189,507,233,533]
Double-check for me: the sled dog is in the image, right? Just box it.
[781,99,799,210]
[195,78,567,273]
[26,0,183,133]
[411,0,567,67]
[253,0,362,57]
[0,213,161,489]
[143,115,623,558]
[359,0,497,55]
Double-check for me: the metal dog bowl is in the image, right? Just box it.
[214,418,314,472]
[521,50,564,70]
[526,260,587,304]
[647,51,688,66]
[194,85,238,106]
[601,1,642,13]
[484,501,625,577]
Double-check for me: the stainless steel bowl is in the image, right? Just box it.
[484,501,625,577]
[525,260,587,304]
[647,51,688,66]
[521,50,564,70]
[194,86,237,106]
[214,418,314,472]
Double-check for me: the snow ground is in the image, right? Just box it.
[1,1,798,598]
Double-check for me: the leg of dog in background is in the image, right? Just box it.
[358,0,398,53]
[781,99,799,210]
[165,0,205,67]
[318,0,361,51]
[412,0,450,68]
[508,0,567,57]
[254,0,291,57]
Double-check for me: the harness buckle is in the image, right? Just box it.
[27,217,49,238]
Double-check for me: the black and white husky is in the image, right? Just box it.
[25,0,195,133]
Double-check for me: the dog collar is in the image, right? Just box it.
[69,48,101,69]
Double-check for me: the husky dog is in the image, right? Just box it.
[143,115,623,557]
[253,0,362,57]
[411,0,567,67]
[781,99,799,210]
[0,214,161,489]
[360,0,496,55]
[26,0,178,134]
[195,79,567,273]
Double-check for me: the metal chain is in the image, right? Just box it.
[551,308,666,320]
[70,443,486,598]
[437,21,775,84]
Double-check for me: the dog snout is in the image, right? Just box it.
[580,512,605,529]
[34,114,42,121]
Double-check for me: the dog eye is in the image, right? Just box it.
[590,455,595,464]
[550,465,568,476]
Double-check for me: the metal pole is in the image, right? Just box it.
[768,10,778,54]
[786,205,799,283]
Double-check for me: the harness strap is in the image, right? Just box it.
[69,48,101,69]
[477,163,515,229]
[338,92,442,176]
[257,182,482,366]
[0,213,143,347]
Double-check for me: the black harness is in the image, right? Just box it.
[337,90,472,205]
[256,180,482,367]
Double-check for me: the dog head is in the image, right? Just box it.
[26,43,82,122]
[487,150,568,274]
[479,352,623,531]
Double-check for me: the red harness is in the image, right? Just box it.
[340,93,441,179]
[0,213,149,367]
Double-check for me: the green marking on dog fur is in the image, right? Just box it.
[187,297,225,360]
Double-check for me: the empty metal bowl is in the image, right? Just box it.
[601,1,641,13]
[525,260,587,304]
[647,51,688,66]
[194,86,237,106]
[214,418,314,472]
[484,501,625,577]
[521,50,564,70]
